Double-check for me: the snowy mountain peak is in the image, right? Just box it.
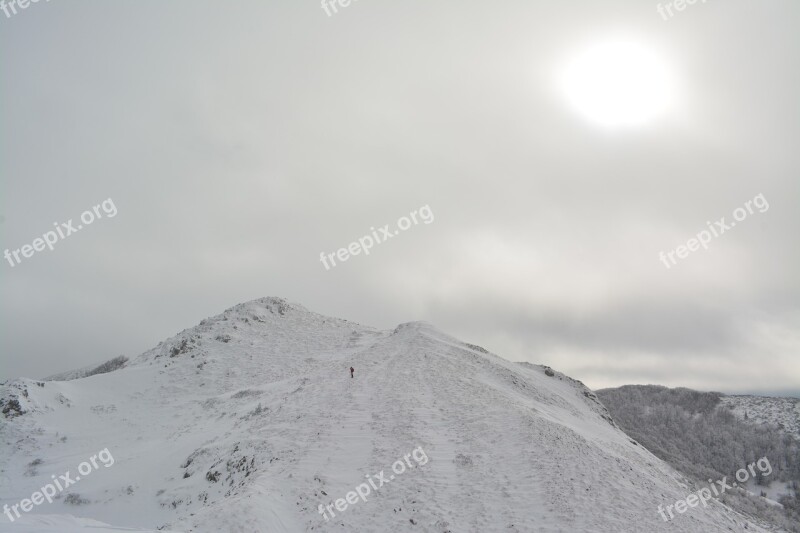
[222,296,302,317]
[0,299,777,532]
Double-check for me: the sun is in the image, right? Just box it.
[559,40,675,128]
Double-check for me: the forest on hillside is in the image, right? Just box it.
[597,385,800,531]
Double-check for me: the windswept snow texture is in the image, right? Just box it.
[0,514,176,533]
[0,298,777,532]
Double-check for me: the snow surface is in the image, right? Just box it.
[0,514,177,532]
[0,297,781,532]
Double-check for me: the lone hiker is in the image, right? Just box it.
[350,366,354,379]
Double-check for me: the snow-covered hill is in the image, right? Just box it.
[721,395,800,441]
[0,298,779,532]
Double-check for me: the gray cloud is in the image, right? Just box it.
[1,0,798,394]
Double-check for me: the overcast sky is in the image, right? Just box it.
[1,0,798,395]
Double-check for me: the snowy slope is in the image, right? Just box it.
[0,297,779,532]
[0,514,177,533]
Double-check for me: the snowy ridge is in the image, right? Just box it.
[0,298,780,532]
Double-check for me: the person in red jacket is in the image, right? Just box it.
[350,366,354,379]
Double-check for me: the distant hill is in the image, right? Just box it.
[597,385,800,531]
[43,356,128,382]
[721,395,800,441]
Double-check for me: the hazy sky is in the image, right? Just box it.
[2,1,798,395]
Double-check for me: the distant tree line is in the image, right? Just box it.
[48,355,129,381]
